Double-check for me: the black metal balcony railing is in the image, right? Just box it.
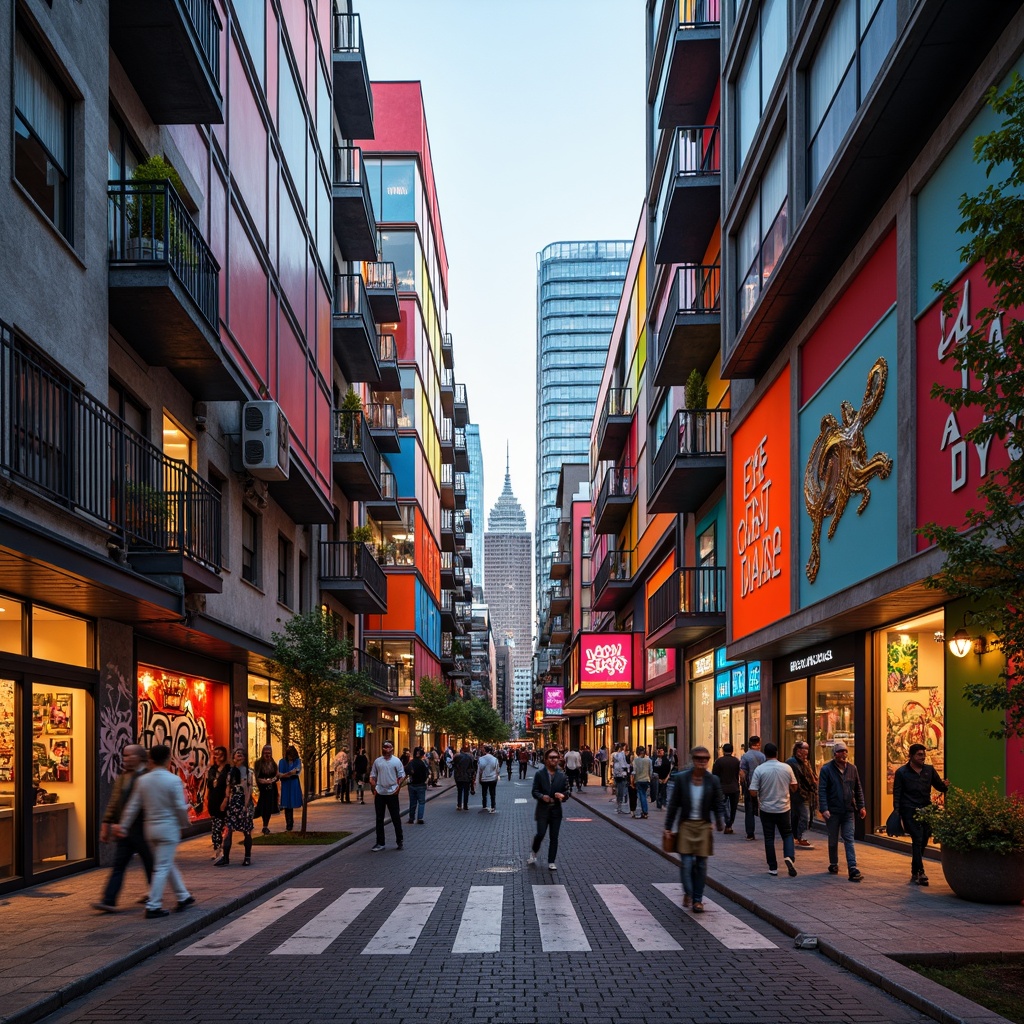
[365,402,396,432]
[441,463,454,487]
[0,324,220,570]
[673,124,720,177]
[108,180,219,329]
[334,272,371,318]
[441,332,453,364]
[550,615,569,635]
[333,8,366,53]
[441,632,454,659]
[440,417,453,444]
[352,647,396,697]
[333,408,373,454]
[597,464,634,505]
[332,144,365,187]
[441,508,454,532]
[647,566,727,634]
[454,427,467,453]
[183,0,222,80]
[441,589,455,613]
[453,383,467,406]
[679,0,721,29]
[319,540,386,602]
[363,261,396,292]
[674,263,720,314]
[653,407,730,490]
[378,332,397,365]
[598,387,631,443]
[593,549,632,595]
[377,468,398,501]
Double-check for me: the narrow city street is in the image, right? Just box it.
[39,782,930,1024]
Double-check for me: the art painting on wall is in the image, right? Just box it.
[886,633,919,691]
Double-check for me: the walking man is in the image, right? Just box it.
[893,743,947,886]
[116,744,194,918]
[527,748,569,870]
[580,745,594,789]
[786,741,818,848]
[652,745,671,809]
[818,739,866,881]
[453,744,476,810]
[739,736,766,840]
[632,746,652,818]
[563,745,582,793]
[748,742,799,878]
[477,744,500,812]
[353,747,369,803]
[370,741,406,851]
[712,742,741,833]
[596,744,609,788]
[663,745,724,914]
[517,745,530,780]
[406,747,429,825]
[93,743,153,912]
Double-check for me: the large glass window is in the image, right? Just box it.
[14,26,72,239]
[737,140,787,324]
[692,676,715,754]
[807,0,896,191]
[812,667,855,771]
[365,158,418,224]
[779,678,808,757]
[380,231,417,292]
[0,600,26,657]
[735,0,787,167]
[0,678,16,880]
[32,607,93,668]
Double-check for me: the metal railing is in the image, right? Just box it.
[376,468,398,501]
[333,273,373,321]
[352,647,396,697]
[0,324,220,570]
[454,472,467,498]
[440,417,453,445]
[441,463,454,487]
[673,125,720,177]
[679,0,720,28]
[673,263,720,314]
[453,383,467,407]
[332,145,366,187]
[593,549,633,598]
[652,408,730,490]
[333,8,366,53]
[598,387,631,448]
[461,507,472,532]
[333,408,374,455]
[594,464,634,527]
[365,402,396,432]
[108,180,219,329]
[319,540,386,606]
[550,615,569,636]
[454,427,467,453]
[378,332,397,366]
[363,261,396,291]
[183,0,222,81]
[441,332,453,362]
[648,567,727,634]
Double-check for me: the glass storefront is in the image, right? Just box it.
[711,648,761,754]
[813,667,856,769]
[0,679,13,880]
[631,699,654,751]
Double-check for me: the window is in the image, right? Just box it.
[735,0,787,167]
[108,110,140,183]
[277,535,293,606]
[737,140,787,324]
[241,506,259,585]
[108,379,147,435]
[14,25,72,239]
[807,0,896,192]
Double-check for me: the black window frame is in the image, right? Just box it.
[241,505,260,586]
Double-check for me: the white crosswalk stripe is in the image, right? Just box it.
[271,887,382,955]
[452,885,504,952]
[361,886,443,955]
[653,883,777,949]
[533,884,591,951]
[594,884,682,952]
[177,887,321,956]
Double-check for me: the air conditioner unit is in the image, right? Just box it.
[242,401,289,481]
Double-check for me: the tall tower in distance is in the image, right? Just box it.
[535,240,631,635]
[484,449,533,683]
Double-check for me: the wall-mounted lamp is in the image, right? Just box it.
[948,628,973,658]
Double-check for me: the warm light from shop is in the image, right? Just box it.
[948,628,972,658]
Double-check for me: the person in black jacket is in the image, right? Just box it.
[406,747,430,825]
[818,739,866,882]
[893,743,948,886]
[664,745,725,914]
[527,748,570,870]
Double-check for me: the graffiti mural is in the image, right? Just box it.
[885,688,945,794]
[99,662,135,783]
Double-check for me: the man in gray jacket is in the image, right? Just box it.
[818,739,866,882]
[117,744,194,917]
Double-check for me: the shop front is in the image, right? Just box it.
[690,646,761,757]
[645,644,678,757]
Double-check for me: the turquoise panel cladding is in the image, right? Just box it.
[696,499,727,565]
[916,57,1024,315]
[798,309,898,608]
[390,440,415,497]
[415,577,440,656]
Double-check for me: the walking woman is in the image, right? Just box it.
[254,745,279,835]
[217,748,255,866]
[278,744,302,832]
[206,746,230,860]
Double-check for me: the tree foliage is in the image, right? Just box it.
[408,676,453,740]
[270,609,371,830]
[408,676,510,745]
[920,72,1024,739]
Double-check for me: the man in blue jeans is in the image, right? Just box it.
[738,736,765,840]
[747,742,798,878]
[818,739,866,882]
[406,747,429,824]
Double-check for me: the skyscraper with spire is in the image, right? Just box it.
[484,451,533,684]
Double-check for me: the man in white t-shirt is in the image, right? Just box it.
[476,745,500,813]
[563,746,582,792]
[747,742,798,878]
[369,742,406,852]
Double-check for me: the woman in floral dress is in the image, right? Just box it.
[216,748,255,866]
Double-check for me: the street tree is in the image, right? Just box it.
[271,608,372,830]
[408,676,453,746]
[921,72,1024,739]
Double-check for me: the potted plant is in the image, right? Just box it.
[339,386,363,446]
[125,481,171,541]
[126,155,188,261]
[684,367,709,453]
[915,782,1024,904]
[349,525,374,546]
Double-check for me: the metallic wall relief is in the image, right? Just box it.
[804,356,893,583]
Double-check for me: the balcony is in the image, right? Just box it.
[440,589,460,632]
[549,583,570,616]
[550,615,570,645]
[440,369,455,418]
[453,511,466,547]
[333,274,380,384]
[461,545,473,569]
[108,182,242,401]
[332,146,376,261]
[550,550,571,580]
[440,463,456,510]
[652,264,721,387]
[319,541,387,614]
[592,549,634,612]
[649,408,729,514]
[440,551,461,588]
[0,325,222,593]
[363,261,400,323]
[441,332,454,370]
[375,333,401,392]
[652,0,720,130]
[440,631,455,666]
[593,465,634,535]
[596,388,632,461]
[654,126,720,266]
[455,601,473,629]
[353,647,397,698]
[454,472,467,509]
[647,567,726,647]
[109,0,223,124]
[332,409,381,501]
[365,467,401,522]
[454,427,470,472]
[453,383,469,427]
[440,509,456,552]
[332,10,373,139]
[365,402,400,453]
[462,507,473,534]
[440,417,454,465]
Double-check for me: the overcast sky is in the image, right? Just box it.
[358,0,646,534]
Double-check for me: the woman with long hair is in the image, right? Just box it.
[217,748,255,865]
[278,744,302,832]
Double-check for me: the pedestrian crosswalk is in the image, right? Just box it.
[177,882,778,958]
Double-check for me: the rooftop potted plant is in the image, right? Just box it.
[915,782,1024,904]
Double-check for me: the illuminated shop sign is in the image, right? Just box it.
[747,663,762,692]
[579,632,634,689]
[692,652,714,677]
[731,666,747,697]
[789,649,834,673]
[715,673,730,701]
[631,700,654,717]
[594,709,608,726]
[543,686,564,716]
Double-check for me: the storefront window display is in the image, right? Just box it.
[813,668,856,770]
[0,679,14,879]
[712,647,761,754]
[631,700,654,751]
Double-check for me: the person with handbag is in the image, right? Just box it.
[217,748,255,866]
[893,743,948,886]
[527,747,570,870]
[663,745,725,914]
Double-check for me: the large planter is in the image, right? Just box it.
[940,847,1024,904]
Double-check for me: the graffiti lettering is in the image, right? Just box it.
[585,643,628,677]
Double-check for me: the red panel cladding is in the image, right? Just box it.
[316,278,332,383]
[279,193,306,328]
[315,385,331,490]
[278,316,307,453]
[228,207,269,383]
[706,79,721,127]
[228,43,267,242]
[394,304,415,361]
[800,229,897,406]
[208,167,227,325]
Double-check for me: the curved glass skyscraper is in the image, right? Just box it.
[535,240,631,626]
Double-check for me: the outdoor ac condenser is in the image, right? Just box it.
[241,400,290,481]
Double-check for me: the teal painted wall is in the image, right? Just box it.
[799,309,898,607]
